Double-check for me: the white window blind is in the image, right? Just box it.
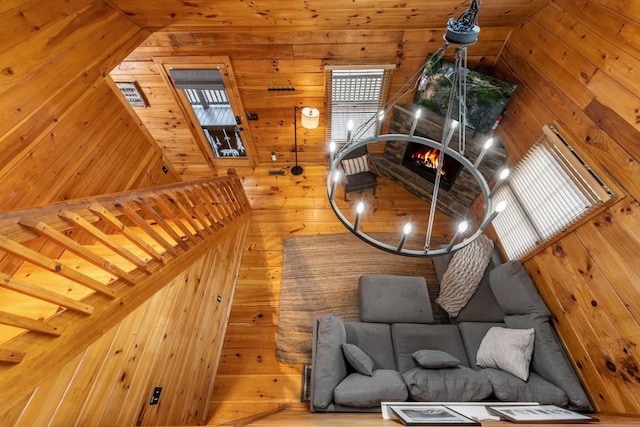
[325,65,394,142]
[492,125,614,260]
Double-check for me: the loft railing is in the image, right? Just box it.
[0,169,250,364]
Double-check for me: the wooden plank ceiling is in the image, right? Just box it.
[105,0,549,32]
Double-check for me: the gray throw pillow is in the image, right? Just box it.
[489,261,551,317]
[342,343,374,376]
[412,349,461,369]
[476,326,535,381]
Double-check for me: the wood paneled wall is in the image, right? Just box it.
[492,0,640,415]
[0,0,179,213]
[1,222,248,426]
[115,27,512,178]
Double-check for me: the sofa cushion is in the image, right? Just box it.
[490,261,551,317]
[359,275,433,324]
[481,368,568,407]
[505,314,592,410]
[433,252,505,323]
[476,326,535,381]
[402,366,493,401]
[342,343,374,376]
[333,370,408,408]
[344,322,396,370]
[457,322,506,369]
[312,315,347,409]
[392,323,470,373]
[412,349,460,369]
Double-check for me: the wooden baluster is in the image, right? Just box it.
[151,195,200,241]
[191,186,223,230]
[0,272,93,315]
[58,209,153,275]
[207,187,230,223]
[0,311,62,336]
[18,217,138,286]
[175,191,214,234]
[0,235,116,298]
[88,203,166,264]
[134,197,189,251]
[114,200,179,257]
[157,194,205,240]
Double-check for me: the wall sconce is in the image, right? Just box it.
[292,106,320,176]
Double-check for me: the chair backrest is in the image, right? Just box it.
[342,145,369,160]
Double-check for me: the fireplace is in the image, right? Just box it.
[402,143,463,191]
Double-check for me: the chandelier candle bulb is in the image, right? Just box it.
[474,137,494,168]
[329,141,337,163]
[397,223,413,251]
[445,220,469,251]
[489,168,511,198]
[354,202,365,231]
[480,200,508,231]
[410,108,422,136]
[329,170,341,199]
[376,111,385,136]
[346,120,354,142]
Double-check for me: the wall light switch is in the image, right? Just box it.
[149,386,162,405]
[271,152,277,161]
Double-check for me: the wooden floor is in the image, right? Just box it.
[207,165,454,425]
[218,405,640,426]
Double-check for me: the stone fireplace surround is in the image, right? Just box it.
[373,104,507,220]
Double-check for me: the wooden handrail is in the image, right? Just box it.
[0,169,251,363]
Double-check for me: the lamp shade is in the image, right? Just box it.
[300,107,320,129]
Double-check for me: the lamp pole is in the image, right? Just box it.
[292,106,303,176]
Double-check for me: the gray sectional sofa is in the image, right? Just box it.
[309,256,592,413]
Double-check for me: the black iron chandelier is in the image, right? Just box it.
[326,0,510,257]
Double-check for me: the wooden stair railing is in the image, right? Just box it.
[0,169,251,364]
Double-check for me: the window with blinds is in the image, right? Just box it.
[492,124,615,260]
[325,64,395,142]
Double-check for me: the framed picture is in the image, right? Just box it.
[388,404,480,426]
[413,58,516,134]
[487,405,597,423]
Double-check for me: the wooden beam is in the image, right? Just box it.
[0,235,116,299]
[88,203,166,263]
[0,348,26,364]
[0,272,93,316]
[57,209,153,275]
[113,200,179,257]
[18,217,138,285]
[0,311,62,336]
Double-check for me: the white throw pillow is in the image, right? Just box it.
[476,326,535,381]
[341,155,370,176]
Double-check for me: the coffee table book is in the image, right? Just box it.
[487,405,597,423]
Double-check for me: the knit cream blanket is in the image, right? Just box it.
[436,234,494,317]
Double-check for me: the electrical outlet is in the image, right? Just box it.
[271,152,277,161]
[149,386,162,405]
[247,113,258,120]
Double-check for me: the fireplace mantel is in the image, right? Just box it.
[374,104,507,220]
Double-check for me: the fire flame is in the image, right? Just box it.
[412,147,445,176]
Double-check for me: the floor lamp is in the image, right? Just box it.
[292,106,320,176]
